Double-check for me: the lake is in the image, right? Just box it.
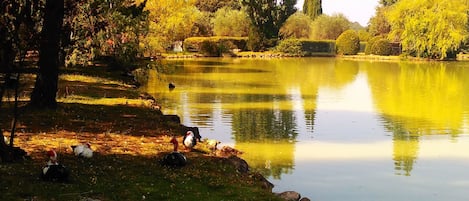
[144,57,469,201]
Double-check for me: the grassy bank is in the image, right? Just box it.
[0,65,280,201]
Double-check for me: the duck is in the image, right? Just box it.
[161,136,187,167]
[183,131,197,151]
[168,82,175,91]
[205,139,221,152]
[41,150,69,182]
[71,142,93,158]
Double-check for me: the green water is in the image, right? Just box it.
[145,57,469,201]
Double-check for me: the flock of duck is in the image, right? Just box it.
[41,131,203,182]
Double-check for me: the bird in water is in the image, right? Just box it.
[41,150,69,182]
[161,136,187,167]
[183,131,197,151]
[71,142,93,158]
[168,82,175,91]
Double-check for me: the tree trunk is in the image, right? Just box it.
[30,0,64,109]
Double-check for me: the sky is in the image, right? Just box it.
[295,0,379,26]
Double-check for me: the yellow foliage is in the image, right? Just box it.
[143,0,200,52]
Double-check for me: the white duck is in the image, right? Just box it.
[41,150,69,182]
[71,142,93,158]
[183,131,197,151]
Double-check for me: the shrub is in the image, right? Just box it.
[275,39,336,55]
[200,40,220,56]
[364,36,385,55]
[300,40,335,53]
[275,39,305,55]
[371,39,392,56]
[183,37,248,55]
[336,30,360,55]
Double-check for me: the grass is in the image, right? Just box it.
[0,64,281,201]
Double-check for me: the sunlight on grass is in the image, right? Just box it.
[60,74,132,87]
[22,131,174,157]
[58,95,152,107]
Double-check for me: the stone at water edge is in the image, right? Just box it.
[277,191,301,201]
[299,197,311,201]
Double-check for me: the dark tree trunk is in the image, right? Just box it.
[30,0,64,109]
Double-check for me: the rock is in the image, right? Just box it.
[216,146,243,157]
[277,191,301,201]
[251,172,274,191]
[163,115,180,124]
[226,155,249,173]
[300,197,311,201]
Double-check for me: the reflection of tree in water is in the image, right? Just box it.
[366,61,469,176]
[231,100,298,179]
[381,116,419,176]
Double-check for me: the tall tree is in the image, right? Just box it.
[279,12,313,39]
[303,0,322,20]
[387,0,468,59]
[30,0,64,108]
[242,0,297,50]
[213,7,250,37]
[368,6,391,36]
[310,14,351,40]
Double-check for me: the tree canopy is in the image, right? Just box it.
[310,14,351,40]
[212,7,250,37]
[387,0,468,59]
[143,0,200,52]
[279,12,313,39]
[242,0,297,50]
[303,0,322,20]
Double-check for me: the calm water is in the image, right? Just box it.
[144,58,469,201]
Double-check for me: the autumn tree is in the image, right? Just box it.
[143,0,200,52]
[368,6,391,36]
[387,0,468,59]
[242,0,297,51]
[279,12,313,39]
[66,0,148,68]
[303,0,322,20]
[195,0,241,13]
[212,7,250,37]
[310,14,351,40]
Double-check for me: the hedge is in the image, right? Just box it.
[183,37,248,56]
[275,39,335,55]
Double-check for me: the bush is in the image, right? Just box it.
[336,30,360,55]
[364,36,385,55]
[275,39,336,55]
[184,37,248,54]
[275,39,305,55]
[300,40,335,53]
[371,39,392,56]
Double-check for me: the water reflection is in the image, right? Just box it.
[144,58,469,200]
